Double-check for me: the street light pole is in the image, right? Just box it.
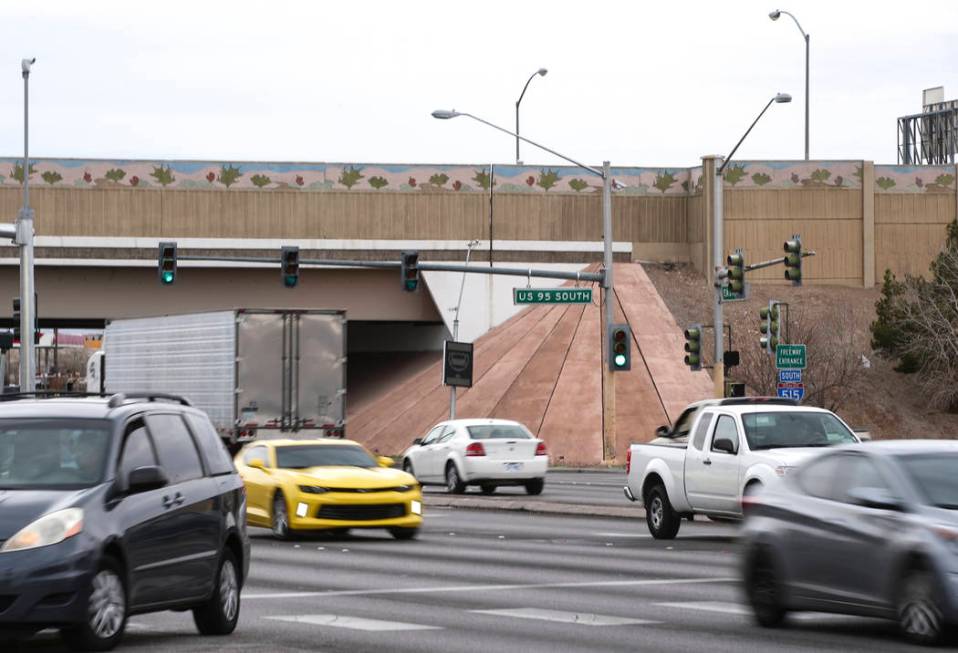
[515,68,548,165]
[431,109,617,460]
[18,58,37,392]
[713,92,792,398]
[450,240,480,420]
[770,9,809,159]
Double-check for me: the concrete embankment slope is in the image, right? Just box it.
[349,263,712,465]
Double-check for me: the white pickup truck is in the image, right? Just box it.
[624,398,861,539]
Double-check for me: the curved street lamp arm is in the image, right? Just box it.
[458,112,604,179]
[516,71,541,108]
[777,9,808,40]
[718,97,776,174]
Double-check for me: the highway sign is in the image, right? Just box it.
[443,341,473,388]
[778,369,802,383]
[514,288,592,305]
[721,285,747,302]
[775,344,806,370]
[777,382,805,401]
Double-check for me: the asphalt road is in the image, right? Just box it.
[11,508,917,653]
[422,469,628,507]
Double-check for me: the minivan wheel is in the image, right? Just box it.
[272,492,292,540]
[745,549,787,628]
[61,557,127,652]
[193,550,241,636]
[898,568,946,645]
[645,484,680,539]
[445,463,466,494]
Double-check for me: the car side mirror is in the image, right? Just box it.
[655,426,670,438]
[848,487,903,511]
[377,456,394,468]
[127,465,168,493]
[412,438,423,446]
[248,458,269,472]
[713,438,736,454]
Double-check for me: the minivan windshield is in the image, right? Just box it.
[741,412,857,450]
[897,454,958,509]
[275,445,376,469]
[0,419,112,489]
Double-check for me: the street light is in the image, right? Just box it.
[449,239,481,419]
[431,108,617,459]
[769,9,810,160]
[515,67,548,164]
[18,57,37,392]
[712,92,791,398]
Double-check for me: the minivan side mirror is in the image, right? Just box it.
[128,466,168,493]
[847,487,903,512]
[655,425,671,438]
[412,438,423,446]
[713,437,736,454]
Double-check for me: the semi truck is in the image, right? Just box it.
[91,309,347,451]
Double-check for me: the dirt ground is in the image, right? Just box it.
[643,263,958,439]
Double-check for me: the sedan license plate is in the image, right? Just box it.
[503,462,524,472]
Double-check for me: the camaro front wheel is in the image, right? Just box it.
[272,492,292,540]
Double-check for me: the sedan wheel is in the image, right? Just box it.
[899,569,945,645]
[445,463,466,494]
[745,550,786,627]
[272,493,291,540]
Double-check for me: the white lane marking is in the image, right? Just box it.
[657,601,749,615]
[266,615,441,631]
[244,577,734,600]
[595,532,651,538]
[470,608,658,626]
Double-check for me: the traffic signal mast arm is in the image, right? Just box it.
[743,250,816,273]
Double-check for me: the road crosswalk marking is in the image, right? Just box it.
[266,615,442,631]
[470,607,657,626]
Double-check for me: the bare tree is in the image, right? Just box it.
[736,305,868,412]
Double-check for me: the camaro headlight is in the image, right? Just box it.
[298,485,329,494]
[396,485,415,493]
[1,508,84,553]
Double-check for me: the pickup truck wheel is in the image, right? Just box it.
[645,484,680,539]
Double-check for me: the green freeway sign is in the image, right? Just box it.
[776,344,807,370]
[721,285,746,302]
[513,288,593,305]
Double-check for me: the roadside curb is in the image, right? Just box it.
[422,495,642,519]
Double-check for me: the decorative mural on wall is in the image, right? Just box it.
[873,165,956,193]
[1,158,953,195]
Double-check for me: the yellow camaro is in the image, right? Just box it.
[235,439,423,540]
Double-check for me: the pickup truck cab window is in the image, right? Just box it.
[691,412,714,451]
[711,415,739,455]
[742,411,857,450]
[672,408,698,439]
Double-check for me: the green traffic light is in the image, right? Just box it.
[284,274,298,288]
[404,279,418,291]
[614,354,627,367]
[161,271,174,284]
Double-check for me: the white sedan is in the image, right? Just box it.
[401,419,548,495]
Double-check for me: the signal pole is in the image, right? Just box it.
[18,58,37,392]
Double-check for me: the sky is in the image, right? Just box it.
[0,0,956,168]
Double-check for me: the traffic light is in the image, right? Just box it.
[759,301,781,353]
[726,249,746,300]
[684,324,702,371]
[400,251,420,292]
[11,297,20,343]
[784,236,802,285]
[158,241,177,285]
[609,324,631,371]
[281,246,300,288]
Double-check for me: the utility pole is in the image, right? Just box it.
[712,156,725,399]
[18,58,37,392]
[601,161,616,461]
[450,240,479,419]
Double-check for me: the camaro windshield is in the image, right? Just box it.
[0,419,112,489]
[897,454,958,509]
[275,445,376,469]
[741,412,857,450]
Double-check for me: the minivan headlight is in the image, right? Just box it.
[1,508,84,553]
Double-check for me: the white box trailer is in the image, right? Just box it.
[101,309,347,449]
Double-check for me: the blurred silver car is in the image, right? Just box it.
[740,440,958,646]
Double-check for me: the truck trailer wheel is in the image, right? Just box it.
[645,484,681,539]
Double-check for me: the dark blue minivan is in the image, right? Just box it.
[0,393,249,651]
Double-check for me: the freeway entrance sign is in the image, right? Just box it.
[777,382,805,401]
[513,288,593,305]
[775,344,807,370]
